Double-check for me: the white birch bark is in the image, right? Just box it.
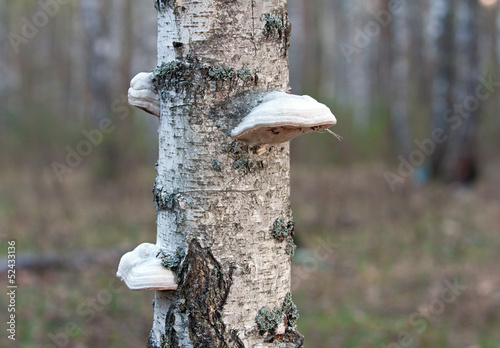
[149,1,301,347]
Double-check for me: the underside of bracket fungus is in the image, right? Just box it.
[230,91,337,146]
[128,72,160,117]
[116,243,177,291]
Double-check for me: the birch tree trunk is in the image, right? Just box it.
[390,1,412,156]
[429,0,454,178]
[351,0,371,132]
[440,0,479,183]
[149,1,302,347]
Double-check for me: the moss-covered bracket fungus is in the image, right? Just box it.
[116,243,179,291]
[230,91,338,149]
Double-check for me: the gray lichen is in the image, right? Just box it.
[255,306,283,336]
[152,60,191,95]
[285,240,297,257]
[255,293,300,340]
[223,141,248,155]
[282,292,299,328]
[264,14,285,36]
[271,217,294,242]
[160,247,186,271]
[237,67,253,81]
[209,66,235,81]
[234,157,249,170]
[211,158,222,171]
[153,183,177,211]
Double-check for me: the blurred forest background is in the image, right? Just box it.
[1,0,500,347]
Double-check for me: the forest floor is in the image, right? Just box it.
[1,155,499,348]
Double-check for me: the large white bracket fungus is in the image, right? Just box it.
[230,91,337,146]
[116,243,177,291]
[127,72,160,117]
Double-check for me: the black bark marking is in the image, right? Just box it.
[177,239,235,347]
[147,331,159,348]
[153,182,177,211]
[229,329,245,348]
[161,307,179,348]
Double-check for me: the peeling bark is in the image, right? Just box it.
[148,0,300,347]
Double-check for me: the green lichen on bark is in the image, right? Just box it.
[255,306,283,336]
[160,247,186,272]
[285,240,297,257]
[223,141,248,155]
[255,293,301,345]
[282,292,299,328]
[153,182,177,211]
[271,217,294,242]
[209,66,235,81]
[211,158,222,171]
[152,60,192,96]
[236,67,253,81]
[264,14,285,36]
[234,157,249,170]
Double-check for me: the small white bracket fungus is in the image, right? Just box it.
[128,72,160,117]
[116,243,177,291]
[230,91,337,146]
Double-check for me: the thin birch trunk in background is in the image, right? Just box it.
[288,0,305,94]
[496,0,500,128]
[429,0,454,178]
[390,1,412,156]
[149,1,302,347]
[440,0,479,182]
[318,0,337,100]
[69,3,88,120]
[0,0,7,130]
[351,0,370,133]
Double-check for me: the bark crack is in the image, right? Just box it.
[175,239,236,347]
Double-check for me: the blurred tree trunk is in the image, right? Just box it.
[429,0,455,179]
[441,0,479,183]
[70,3,88,120]
[409,1,428,105]
[390,1,412,155]
[149,1,301,347]
[81,0,110,124]
[288,0,306,94]
[431,0,479,183]
[318,0,337,100]
[497,0,500,128]
[0,0,7,131]
[351,0,371,132]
